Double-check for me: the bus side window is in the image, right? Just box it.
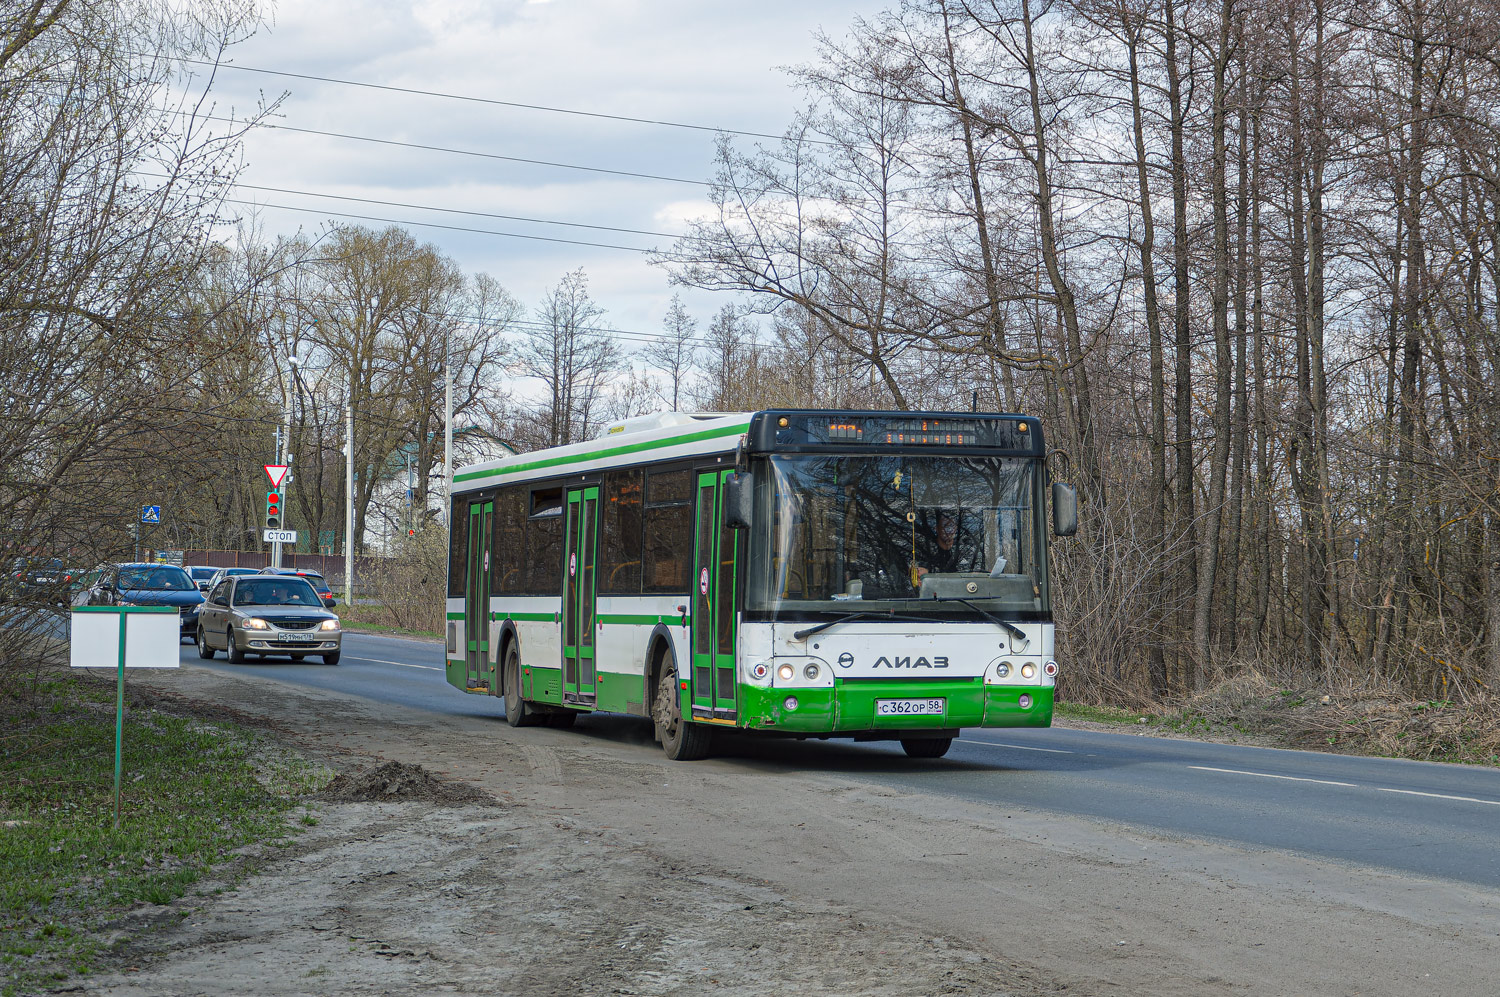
[492,487,526,594]
[448,497,469,598]
[643,469,692,593]
[601,469,643,594]
[526,487,564,594]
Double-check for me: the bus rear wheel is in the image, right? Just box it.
[503,644,543,727]
[654,660,711,761]
[900,737,953,759]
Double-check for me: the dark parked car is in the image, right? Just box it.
[73,562,205,639]
[8,558,76,603]
[258,566,336,608]
[197,574,341,664]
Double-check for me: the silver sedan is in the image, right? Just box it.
[196,575,342,665]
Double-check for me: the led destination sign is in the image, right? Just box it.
[749,412,1043,454]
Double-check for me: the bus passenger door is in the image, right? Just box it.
[465,500,493,690]
[691,471,739,719]
[562,485,600,704]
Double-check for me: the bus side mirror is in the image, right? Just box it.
[1052,482,1078,537]
[723,472,753,530]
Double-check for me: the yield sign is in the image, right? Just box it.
[264,464,289,489]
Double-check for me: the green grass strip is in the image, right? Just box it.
[0,675,327,995]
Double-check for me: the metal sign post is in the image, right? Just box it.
[265,465,290,567]
[71,606,178,828]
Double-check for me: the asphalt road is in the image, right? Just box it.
[178,629,1500,890]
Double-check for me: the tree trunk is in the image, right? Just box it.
[1165,0,1197,687]
[1192,0,1235,676]
[1125,5,1170,697]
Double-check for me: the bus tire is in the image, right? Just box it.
[900,737,953,759]
[503,644,543,728]
[655,660,711,761]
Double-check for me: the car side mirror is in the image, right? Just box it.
[1052,481,1078,537]
[723,472,753,530]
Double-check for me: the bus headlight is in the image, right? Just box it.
[1020,663,1036,679]
[995,662,1011,679]
[777,664,795,681]
[1019,694,1033,709]
[803,663,820,680]
[784,696,799,711]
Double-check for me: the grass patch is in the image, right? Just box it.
[1066,670,1500,766]
[1054,701,1152,726]
[1,674,331,995]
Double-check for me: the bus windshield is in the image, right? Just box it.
[749,453,1046,617]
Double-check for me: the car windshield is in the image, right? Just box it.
[188,567,217,580]
[117,567,195,591]
[747,453,1047,618]
[234,577,321,607]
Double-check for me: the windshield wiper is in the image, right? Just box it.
[791,611,928,642]
[932,596,1030,645]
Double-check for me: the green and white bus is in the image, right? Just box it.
[445,409,1078,760]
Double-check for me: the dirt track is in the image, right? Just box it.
[67,661,1500,997]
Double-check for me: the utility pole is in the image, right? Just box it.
[404,449,413,537]
[444,328,453,525]
[345,381,354,607]
[274,356,299,568]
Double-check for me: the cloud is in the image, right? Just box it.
[214,0,871,341]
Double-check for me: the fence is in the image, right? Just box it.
[173,549,383,590]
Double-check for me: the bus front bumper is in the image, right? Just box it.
[739,680,1054,734]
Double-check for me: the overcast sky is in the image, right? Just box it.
[208,0,877,361]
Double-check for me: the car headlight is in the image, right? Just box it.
[319,619,340,631]
[242,618,269,630]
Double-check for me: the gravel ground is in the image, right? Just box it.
[57,662,1500,997]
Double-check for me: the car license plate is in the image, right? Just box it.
[876,698,945,717]
[280,632,318,642]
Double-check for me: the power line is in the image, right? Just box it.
[238,290,740,351]
[221,198,659,254]
[183,56,827,146]
[135,172,684,239]
[204,115,713,188]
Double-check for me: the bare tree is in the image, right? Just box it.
[644,294,699,411]
[1,0,274,688]
[517,270,623,447]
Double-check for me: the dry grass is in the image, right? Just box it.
[1153,669,1500,765]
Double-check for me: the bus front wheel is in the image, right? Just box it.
[900,737,953,759]
[654,661,711,761]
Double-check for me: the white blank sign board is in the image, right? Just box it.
[70,611,180,669]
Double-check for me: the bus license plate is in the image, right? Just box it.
[876,698,945,717]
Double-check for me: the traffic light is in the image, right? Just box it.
[266,490,283,529]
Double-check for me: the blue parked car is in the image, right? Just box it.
[73,562,205,640]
